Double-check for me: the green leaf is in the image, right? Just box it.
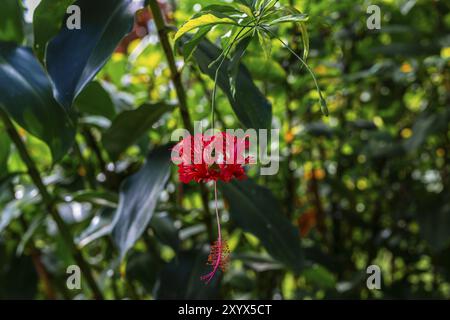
[126,252,162,294]
[179,26,212,61]
[74,81,116,120]
[234,253,284,272]
[76,208,115,248]
[220,179,304,272]
[418,194,450,253]
[150,212,180,252]
[46,0,137,109]
[0,0,24,44]
[236,0,256,10]
[236,4,254,18]
[268,14,309,26]
[320,95,329,117]
[174,13,238,42]
[155,249,220,299]
[303,264,336,289]
[0,122,10,176]
[32,0,74,61]
[102,102,174,160]
[245,57,286,82]
[70,190,119,208]
[187,39,272,130]
[228,36,252,98]
[0,43,76,161]
[0,244,38,299]
[16,213,45,256]
[284,7,310,62]
[298,21,310,62]
[257,29,272,59]
[112,145,172,259]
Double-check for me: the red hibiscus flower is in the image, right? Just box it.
[172,132,251,284]
[173,132,251,184]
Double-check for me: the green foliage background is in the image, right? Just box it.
[0,0,449,299]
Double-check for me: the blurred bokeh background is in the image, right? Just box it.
[1,0,449,299]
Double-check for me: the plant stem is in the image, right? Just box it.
[148,0,193,133]
[211,26,253,128]
[0,108,104,300]
[148,0,214,243]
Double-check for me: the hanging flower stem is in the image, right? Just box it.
[201,182,230,284]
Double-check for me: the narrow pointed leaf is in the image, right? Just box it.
[76,208,115,248]
[112,145,172,259]
[174,13,238,42]
[268,14,309,25]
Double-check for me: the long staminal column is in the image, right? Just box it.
[201,182,230,284]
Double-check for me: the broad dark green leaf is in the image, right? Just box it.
[126,251,162,294]
[150,212,180,251]
[220,179,303,272]
[155,249,220,299]
[0,243,38,299]
[179,26,212,61]
[0,43,76,161]
[189,39,272,130]
[0,123,10,176]
[418,193,450,253]
[112,145,172,259]
[33,0,74,61]
[46,0,139,108]
[102,102,174,160]
[245,57,286,82]
[0,0,24,44]
[74,81,116,120]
